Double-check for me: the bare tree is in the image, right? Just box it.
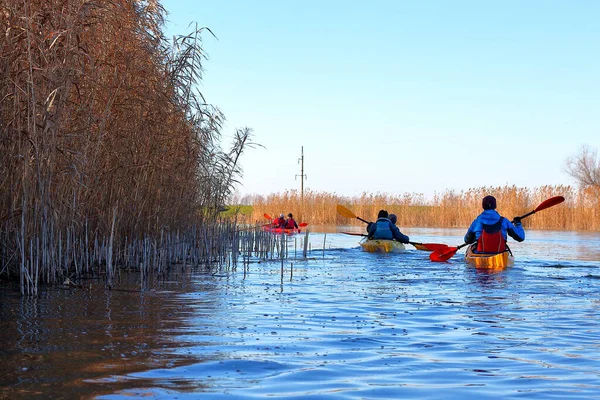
[565,145,600,188]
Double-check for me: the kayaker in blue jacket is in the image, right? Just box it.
[464,195,525,254]
[367,210,410,243]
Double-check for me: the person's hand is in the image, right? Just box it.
[512,216,522,224]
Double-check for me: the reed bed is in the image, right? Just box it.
[251,185,599,231]
[0,0,266,294]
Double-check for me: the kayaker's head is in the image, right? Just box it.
[287,213,293,218]
[482,195,497,210]
[279,213,285,218]
[389,214,397,224]
[377,209,388,219]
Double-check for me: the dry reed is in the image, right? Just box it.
[0,0,259,294]
[250,185,599,231]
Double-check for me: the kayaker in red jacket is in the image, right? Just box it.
[284,213,299,229]
[464,195,525,254]
[273,214,286,228]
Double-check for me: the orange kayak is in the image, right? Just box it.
[465,245,514,269]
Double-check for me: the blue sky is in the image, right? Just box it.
[162,1,599,200]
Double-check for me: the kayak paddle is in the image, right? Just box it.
[341,231,367,236]
[510,195,565,223]
[410,242,449,251]
[336,205,370,224]
[341,231,447,250]
[429,195,566,262]
[263,213,272,220]
[336,205,448,251]
[429,242,471,262]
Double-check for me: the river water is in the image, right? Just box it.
[1,227,599,399]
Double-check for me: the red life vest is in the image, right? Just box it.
[285,218,296,229]
[476,218,506,253]
[273,218,285,227]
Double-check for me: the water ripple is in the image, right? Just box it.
[1,230,599,399]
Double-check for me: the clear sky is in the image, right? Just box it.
[161,0,599,200]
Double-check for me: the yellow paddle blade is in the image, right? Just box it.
[336,205,357,219]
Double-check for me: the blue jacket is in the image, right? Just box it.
[464,209,525,244]
[368,218,410,243]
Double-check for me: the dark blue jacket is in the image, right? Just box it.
[367,218,410,243]
[464,209,525,244]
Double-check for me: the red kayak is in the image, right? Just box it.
[263,226,302,235]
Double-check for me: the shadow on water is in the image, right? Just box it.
[1,228,599,399]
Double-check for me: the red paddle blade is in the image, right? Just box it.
[299,222,308,227]
[418,243,449,252]
[535,196,565,212]
[430,246,458,262]
[263,213,272,220]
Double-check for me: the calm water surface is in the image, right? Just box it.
[1,227,599,399]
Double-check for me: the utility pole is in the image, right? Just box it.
[295,146,307,207]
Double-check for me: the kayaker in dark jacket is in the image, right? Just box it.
[464,195,525,253]
[284,213,299,229]
[367,210,410,243]
[388,213,410,243]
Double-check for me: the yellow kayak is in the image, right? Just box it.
[359,238,405,253]
[465,245,514,269]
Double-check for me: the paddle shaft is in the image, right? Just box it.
[343,231,419,244]
[514,210,537,222]
[513,196,565,223]
[513,207,550,223]
[356,216,370,224]
[454,243,470,252]
[515,206,548,222]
